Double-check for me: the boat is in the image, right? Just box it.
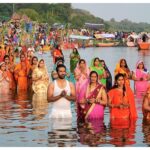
[96,42,115,47]
[138,33,150,50]
[138,42,150,50]
[126,35,139,47]
[94,33,119,47]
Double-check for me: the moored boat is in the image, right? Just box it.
[96,42,115,47]
[138,42,150,50]
[126,34,139,47]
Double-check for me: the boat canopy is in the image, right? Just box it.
[94,33,115,39]
[127,35,139,39]
[69,34,94,40]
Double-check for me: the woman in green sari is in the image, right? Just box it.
[90,57,106,86]
[70,48,80,73]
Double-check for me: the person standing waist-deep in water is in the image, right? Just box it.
[47,64,76,118]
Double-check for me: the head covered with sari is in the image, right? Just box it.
[90,57,102,68]
[75,59,90,77]
[72,48,80,55]
[115,58,130,71]
[136,60,147,72]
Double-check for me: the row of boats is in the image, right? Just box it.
[126,33,150,50]
[40,33,150,51]
[68,33,150,50]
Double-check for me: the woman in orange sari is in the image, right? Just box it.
[108,73,137,119]
[114,59,132,87]
[14,53,31,91]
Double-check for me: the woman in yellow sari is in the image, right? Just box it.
[27,56,38,92]
[32,59,49,94]
[114,58,132,87]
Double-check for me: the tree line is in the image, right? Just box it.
[0,3,150,32]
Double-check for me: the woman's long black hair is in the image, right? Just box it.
[111,73,126,97]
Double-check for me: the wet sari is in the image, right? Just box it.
[109,118,136,146]
[142,87,150,120]
[84,83,105,120]
[6,63,16,91]
[90,59,106,86]
[14,60,31,91]
[108,86,137,119]
[32,66,49,94]
[75,61,90,103]
[0,70,10,94]
[70,50,80,73]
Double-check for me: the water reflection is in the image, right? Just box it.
[48,118,77,147]
[77,119,106,146]
[0,47,150,146]
[14,91,31,118]
[142,119,150,146]
[0,94,14,119]
[108,118,137,146]
[32,93,48,120]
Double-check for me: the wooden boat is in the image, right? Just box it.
[126,35,139,47]
[138,42,150,50]
[138,33,150,50]
[96,42,115,47]
[127,42,136,47]
[96,41,119,47]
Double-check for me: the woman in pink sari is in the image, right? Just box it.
[76,71,107,121]
[74,59,90,121]
[0,62,10,95]
[132,60,150,94]
[74,59,90,102]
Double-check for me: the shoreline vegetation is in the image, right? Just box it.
[0,3,150,33]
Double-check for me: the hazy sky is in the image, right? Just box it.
[72,3,150,23]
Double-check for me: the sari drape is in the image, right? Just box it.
[84,83,105,120]
[108,86,137,119]
[14,60,31,91]
[90,59,106,86]
[134,60,149,93]
[114,60,131,86]
[70,51,80,73]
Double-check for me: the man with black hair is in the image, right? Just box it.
[47,64,76,118]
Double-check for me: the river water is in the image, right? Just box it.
[0,47,150,147]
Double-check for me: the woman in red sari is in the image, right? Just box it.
[108,73,137,119]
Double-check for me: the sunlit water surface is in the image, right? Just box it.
[0,47,150,147]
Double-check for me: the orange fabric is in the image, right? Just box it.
[7,70,16,90]
[0,49,6,62]
[114,60,131,86]
[14,61,31,91]
[109,118,136,146]
[53,49,63,63]
[108,87,137,119]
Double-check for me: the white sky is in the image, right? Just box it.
[72,3,150,23]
